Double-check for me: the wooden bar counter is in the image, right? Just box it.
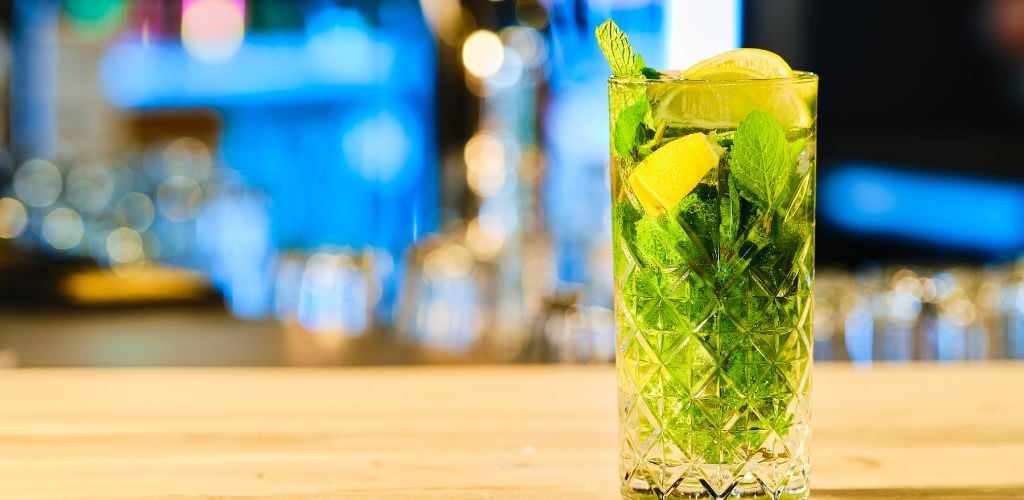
[0,364,1021,498]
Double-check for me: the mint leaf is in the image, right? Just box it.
[595,19,645,78]
[635,211,685,270]
[613,101,650,159]
[729,110,791,208]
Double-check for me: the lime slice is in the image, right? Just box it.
[682,48,793,79]
[628,133,720,215]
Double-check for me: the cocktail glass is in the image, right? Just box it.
[610,71,817,499]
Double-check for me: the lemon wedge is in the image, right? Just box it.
[682,48,793,79]
[628,133,719,215]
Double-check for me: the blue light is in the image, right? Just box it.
[96,0,439,323]
[543,3,666,290]
[822,164,1024,253]
[98,33,428,108]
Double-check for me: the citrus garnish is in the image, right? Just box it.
[681,48,793,79]
[627,132,720,215]
[683,64,763,81]
[670,48,811,129]
[653,83,812,130]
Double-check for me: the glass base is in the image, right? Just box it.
[622,465,808,499]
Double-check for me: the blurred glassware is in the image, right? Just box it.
[397,237,483,356]
[811,263,1024,364]
[296,250,375,337]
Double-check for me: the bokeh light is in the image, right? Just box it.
[514,0,549,29]
[157,176,203,221]
[343,112,411,184]
[0,198,28,239]
[41,207,85,250]
[162,137,213,181]
[106,227,145,264]
[66,164,116,215]
[465,214,507,260]
[306,7,387,81]
[501,26,548,68]
[14,159,62,208]
[464,132,506,196]
[439,5,475,47]
[462,30,504,79]
[423,243,474,281]
[63,0,127,39]
[115,192,156,231]
[420,0,476,47]
[181,0,246,64]
[485,47,523,89]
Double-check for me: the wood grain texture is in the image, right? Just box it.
[0,364,1021,499]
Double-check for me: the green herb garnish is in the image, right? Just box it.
[595,19,646,78]
[729,110,794,209]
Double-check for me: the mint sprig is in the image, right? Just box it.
[598,19,661,160]
[595,19,645,78]
[596,19,662,79]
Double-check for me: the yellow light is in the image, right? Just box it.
[464,132,506,196]
[41,208,84,250]
[423,244,474,280]
[420,0,476,47]
[439,5,476,46]
[0,197,28,239]
[60,266,209,305]
[182,0,246,64]
[462,30,504,78]
[106,227,145,264]
[465,215,507,260]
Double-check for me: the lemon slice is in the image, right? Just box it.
[628,133,719,215]
[660,49,812,129]
[654,83,812,129]
[683,64,764,81]
[682,48,793,79]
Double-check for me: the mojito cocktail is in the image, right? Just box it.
[599,21,817,499]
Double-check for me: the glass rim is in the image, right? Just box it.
[608,70,818,86]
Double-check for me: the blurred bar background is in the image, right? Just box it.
[0,0,1023,366]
